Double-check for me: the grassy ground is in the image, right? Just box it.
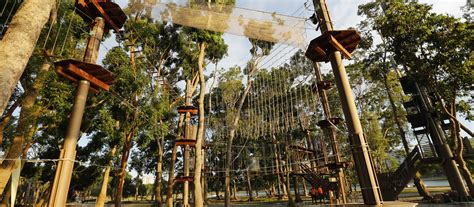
[73,186,468,206]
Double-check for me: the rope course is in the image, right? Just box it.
[1,0,367,205]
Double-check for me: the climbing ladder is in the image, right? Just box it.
[174,104,199,183]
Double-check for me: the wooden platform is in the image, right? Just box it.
[177,105,198,115]
[312,80,334,91]
[317,80,334,90]
[317,117,343,128]
[305,30,361,62]
[174,176,193,183]
[54,59,113,91]
[175,139,196,147]
[399,76,417,95]
[325,161,350,170]
[75,0,127,32]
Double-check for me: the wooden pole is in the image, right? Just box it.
[311,0,382,205]
[312,63,347,203]
[49,17,104,207]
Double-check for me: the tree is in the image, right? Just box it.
[224,37,273,206]
[358,0,474,198]
[0,1,89,197]
[99,43,150,206]
[0,0,56,116]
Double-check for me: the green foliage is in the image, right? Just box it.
[359,0,473,116]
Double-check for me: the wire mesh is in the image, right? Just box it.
[142,0,306,48]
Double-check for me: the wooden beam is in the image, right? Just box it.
[176,139,196,147]
[56,66,100,94]
[66,63,110,91]
[56,66,78,83]
[90,0,121,33]
[175,176,194,183]
[328,35,352,59]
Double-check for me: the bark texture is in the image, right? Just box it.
[224,79,253,207]
[154,133,164,207]
[0,61,51,194]
[194,42,207,207]
[0,0,55,115]
[115,130,135,207]
[96,146,117,207]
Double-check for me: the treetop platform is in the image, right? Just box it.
[54,59,114,92]
[177,105,199,115]
[175,139,197,147]
[75,0,126,32]
[305,30,361,62]
[317,117,343,128]
[175,176,194,183]
[314,80,334,91]
[325,161,350,170]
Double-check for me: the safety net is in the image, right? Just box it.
[142,0,306,48]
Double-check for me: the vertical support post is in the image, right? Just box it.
[415,83,469,198]
[183,80,192,207]
[49,17,104,207]
[49,81,89,206]
[48,149,64,205]
[311,0,382,205]
[312,62,347,204]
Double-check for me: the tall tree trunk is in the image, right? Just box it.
[271,182,276,197]
[292,172,301,202]
[275,138,287,197]
[382,74,432,200]
[194,41,207,207]
[271,139,283,198]
[215,184,220,200]
[165,111,186,207]
[0,0,55,116]
[96,146,117,207]
[285,145,295,207]
[246,169,253,201]
[289,137,301,203]
[154,133,164,207]
[203,169,208,204]
[115,131,135,207]
[165,146,178,207]
[224,75,254,207]
[301,177,307,197]
[443,104,474,198]
[0,61,51,194]
[0,99,20,146]
[135,177,139,200]
[232,181,237,200]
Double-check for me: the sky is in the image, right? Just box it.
[103,0,468,72]
[100,0,469,85]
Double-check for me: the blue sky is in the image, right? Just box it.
[104,0,468,71]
